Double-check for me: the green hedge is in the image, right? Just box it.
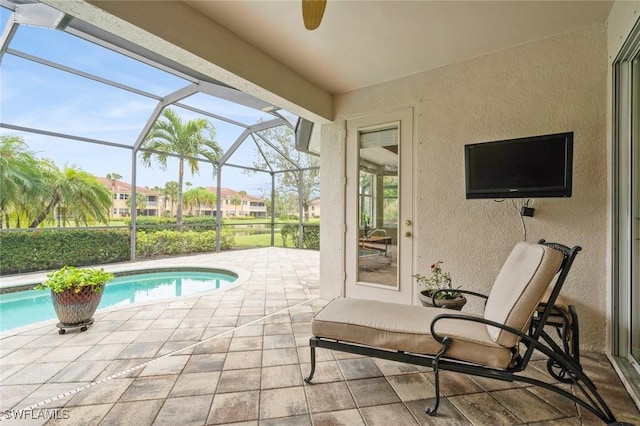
[136,230,235,258]
[280,224,320,249]
[0,229,131,275]
[125,216,218,232]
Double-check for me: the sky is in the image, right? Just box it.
[0,6,299,198]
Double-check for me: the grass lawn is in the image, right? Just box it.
[233,232,286,248]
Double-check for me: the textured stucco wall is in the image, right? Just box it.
[320,24,609,351]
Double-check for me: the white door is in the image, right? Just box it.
[345,108,414,304]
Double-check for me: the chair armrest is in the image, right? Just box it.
[429,312,579,371]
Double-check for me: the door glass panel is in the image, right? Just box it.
[630,56,640,367]
[357,127,398,287]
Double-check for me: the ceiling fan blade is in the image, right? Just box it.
[302,0,327,30]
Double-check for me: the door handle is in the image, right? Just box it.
[405,219,412,226]
[405,231,412,237]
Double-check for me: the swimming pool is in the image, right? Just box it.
[0,269,238,332]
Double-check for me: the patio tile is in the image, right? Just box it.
[169,371,220,397]
[261,364,302,389]
[78,343,128,361]
[262,347,299,367]
[14,381,79,408]
[423,370,484,397]
[222,350,261,370]
[448,392,523,424]
[99,399,163,426]
[48,360,109,383]
[207,390,260,424]
[154,394,213,426]
[158,309,189,319]
[168,327,204,341]
[311,409,365,426]
[124,329,172,343]
[139,354,190,376]
[263,334,295,349]
[217,368,261,393]
[337,357,383,380]
[348,377,401,407]
[192,337,231,354]
[2,347,54,366]
[229,336,263,351]
[2,362,70,385]
[47,403,112,426]
[259,386,308,419]
[387,373,437,401]
[119,374,178,401]
[264,322,293,335]
[374,358,422,376]
[360,402,419,425]
[260,414,312,425]
[98,330,144,345]
[304,381,356,413]
[116,319,155,331]
[150,318,183,329]
[157,340,195,356]
[1,383,54,410]
[490,388,565,422]
[232,324,264,337]
[183,353,226,373]
[95,358,151,380]
[66,377,134,406]
[117,341,163,359]
[405,398,472,425]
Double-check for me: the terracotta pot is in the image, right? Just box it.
[418,290,467,310]
[51,285,104,325]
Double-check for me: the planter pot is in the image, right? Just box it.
[51,285,104,326]
[418,290,467,310]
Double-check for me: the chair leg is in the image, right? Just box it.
[426,337,452,416]
[569,305,580,366]
[304,343,316,383]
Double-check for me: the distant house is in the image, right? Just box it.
[308,199,320,218]
[97,178,267,219]
[97,178,161,218]
[206,187,267,218]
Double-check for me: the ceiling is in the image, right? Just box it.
[184,0,613,95]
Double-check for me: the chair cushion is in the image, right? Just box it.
[484,242,565,347]
[311,298,515,369]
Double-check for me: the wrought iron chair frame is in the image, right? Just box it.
[304,241,617,424]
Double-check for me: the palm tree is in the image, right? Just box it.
[140,108,222,229]
[126,192,148,215]
[29,164,113,228]
[183,187,216,216]
[164,181,179,216]
[230,194,242,216]
[0,136,43,228]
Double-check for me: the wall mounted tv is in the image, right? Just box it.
[464,132,573,199]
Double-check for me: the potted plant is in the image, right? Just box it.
[414,261,466,310]
[36,266,115,334]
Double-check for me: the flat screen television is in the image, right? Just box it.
[465,132,573,199]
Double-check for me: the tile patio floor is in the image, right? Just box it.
[0,247,639,425]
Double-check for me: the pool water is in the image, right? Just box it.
[0,270,237,332]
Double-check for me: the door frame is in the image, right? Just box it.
[344,107,414,304]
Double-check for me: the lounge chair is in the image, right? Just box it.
[303,240,618,424]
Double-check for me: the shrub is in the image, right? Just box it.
[0,229,130,275]
[136,229,235,258]
[280,224,320,249]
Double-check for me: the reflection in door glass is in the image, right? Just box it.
[357,127,398,287]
